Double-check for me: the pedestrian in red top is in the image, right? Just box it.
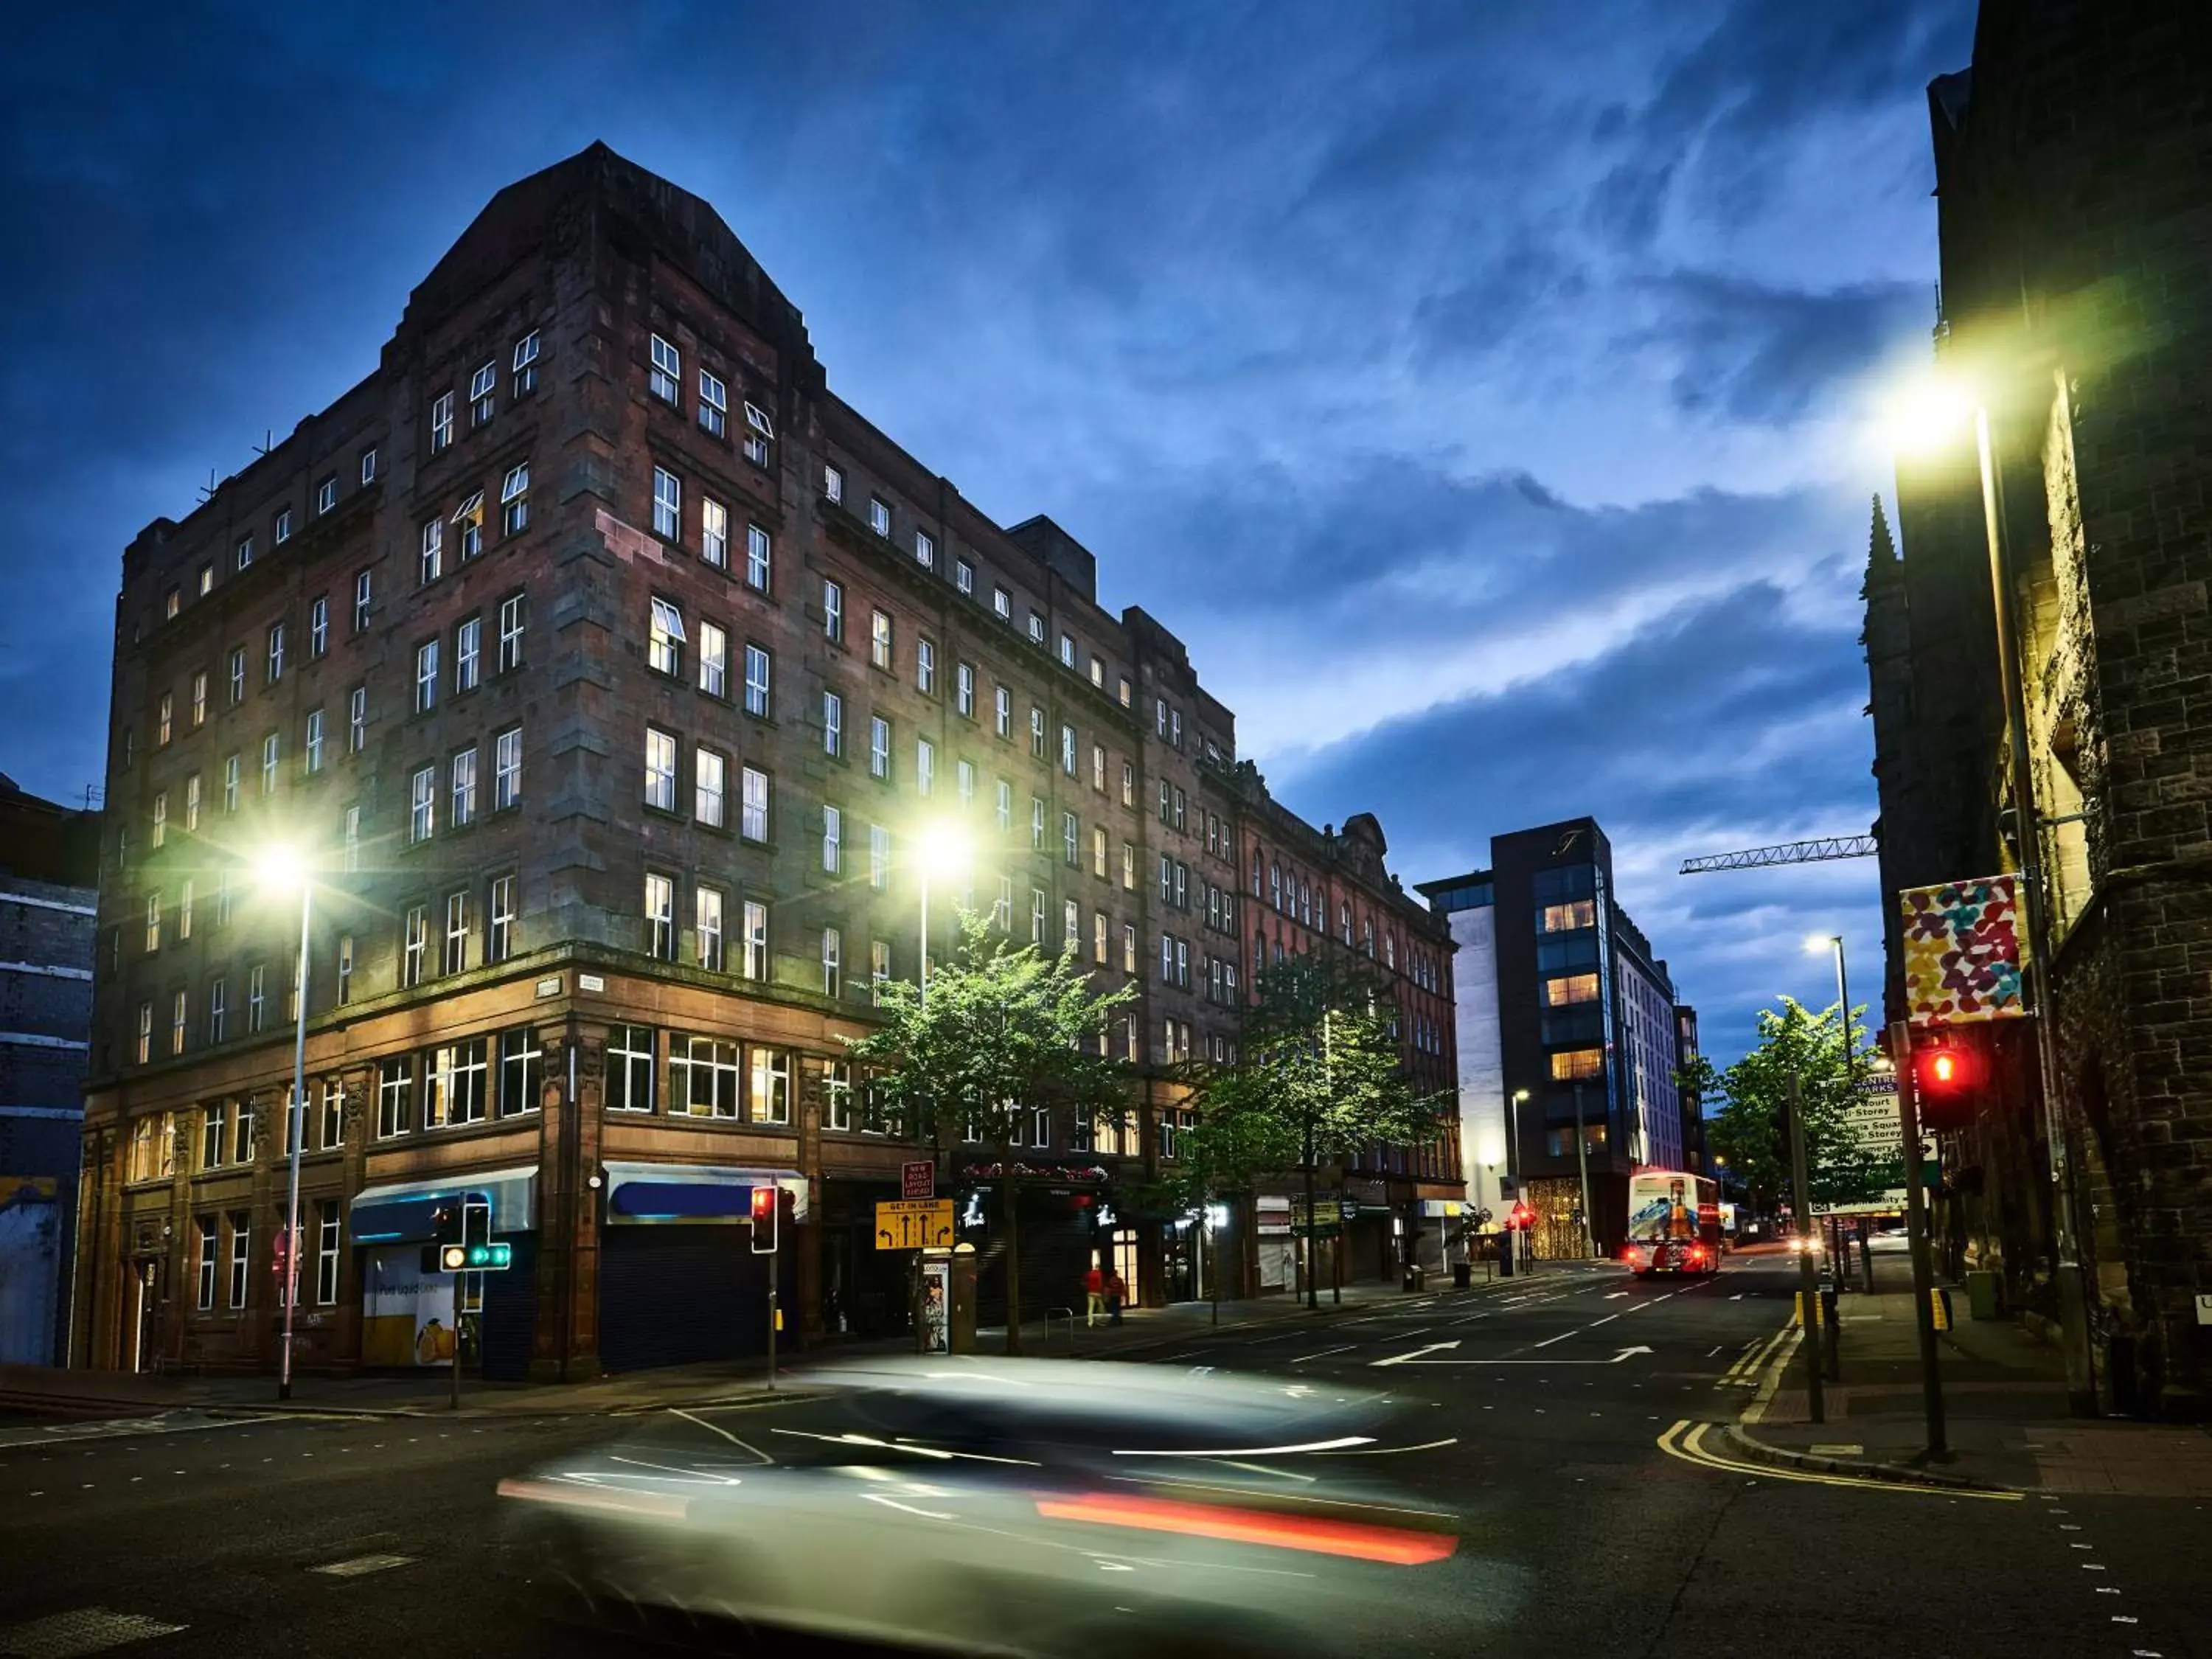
[1084,1265,1106,1327]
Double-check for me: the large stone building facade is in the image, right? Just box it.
[74,145,1458,1379]
[1865,0,2212,1415]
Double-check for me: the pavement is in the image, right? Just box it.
[2,1253,2207,1659]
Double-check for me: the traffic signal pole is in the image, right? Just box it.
[1786,1066,1824,1425]
[1889,1025,1947,1458]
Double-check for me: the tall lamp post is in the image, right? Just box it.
[1509,1088,1529,1269]
[257,847,312,1403]
[1893,378,2095,1411]
[911,824,969,1354]
[1806,933,1855,1282]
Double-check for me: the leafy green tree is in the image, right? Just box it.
[843,912,1137,1352]
[1180,958,1448,1308]
[1680,997,1882,1215]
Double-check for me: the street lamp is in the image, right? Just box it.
[914,822,970,1007]
[256,845,312,1403]
[1891,372,2094,1412]
[1509,1088,1529,1270]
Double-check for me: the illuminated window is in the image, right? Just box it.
[1540,900,1596,932]
[1549,1047,1603,1081]
[1545,973,1599,1006]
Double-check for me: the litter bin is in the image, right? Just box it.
[1402,1264,1425,1293]
[1453,1260,1472,1290]
[1965,1269,2003,1322]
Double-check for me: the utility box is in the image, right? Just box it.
[1966,1269,2004,1321]
[948,1245,979,1354]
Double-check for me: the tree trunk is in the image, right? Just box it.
[1002,1138,1023,1356]
[1303,1123,1318,1312]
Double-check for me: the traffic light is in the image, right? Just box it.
[1507,1201,1535,1231]
[750,1183,779,1254]
[1912,1033,1983,1130]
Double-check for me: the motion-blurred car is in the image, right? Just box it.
[501,1358,1470,1658]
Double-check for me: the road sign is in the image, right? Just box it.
[875,1198,954,1251]
[902,1161,936,1200]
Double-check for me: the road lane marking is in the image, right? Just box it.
[1372,1341,1460,1368]
[311,1554,417,1577]
[1532,1312,1619,1349]
[1288,1345,1356,1363]
[1374,1345,1652,1368]
[1655,1420,2021,1500]
[0,1607,187,1655]
[1604,1292,1630,1300]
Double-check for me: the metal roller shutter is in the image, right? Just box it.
[477,1234,538,1382]
[598,1225,796,1374]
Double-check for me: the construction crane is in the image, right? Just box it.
[1677,834,1877,875]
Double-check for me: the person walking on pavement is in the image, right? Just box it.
[1107,1269,1127,1325]
[1084,1263,1106,1327]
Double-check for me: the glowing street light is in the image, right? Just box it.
[914,822,970,1007]
[259,844,313,1402]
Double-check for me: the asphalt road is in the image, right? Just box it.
[1,1256,2202,1659]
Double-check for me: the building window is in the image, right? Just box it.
[696,884,726,971]
[750,1048,791,1125]
[190,671,207,728]
[649,333,681,404]
[915,529,935,570]
[653,466,681,540]
[494,727,522,810]
[869,497,891,537]
[304,710,324,774]
[823,690,844,758]
[671,1035,741,1118]
[414,638,439,713]
[336,933,353,1003]
[196,1216,218,1309]
[698,367,727,437]
[1060,724,1077,776]
[822,804,842,874]
[410,765,436,842]
[644,872,675,959]
[402,905,427,988]
[1031,888,1047,946]
[823,579,844,643]
[451,746,478,828]
[487,874,516,962]
[512,330,540,397]
[917,638,936,697]
[455,616,481,694]
[1031,796,1046,851]
[1063,813,1079,866]
[499,1026,543,1116]
[692,619,727,699]
[996,779,1013,832]
[696,746,726,827]
[956,661,975,719]
[870,824,891,891]
[151,792,167,849]
[309,597,328,657]
[743,397,774,450]
[227,1213,251,1310]
[870,608,892,671]
[871,939,891,1004]
[376,1057,412,1138]
[274,508,291,544]
[1540,900,1596,933]
[501,463,529,534]
[456,490,483,559]
[915,739,936,798]
[260,732,280,796]
[700,496,728,568]
[741,767,770,842]
[442,891,471,975]
[746,523,772,591]
[237,535,254,571]
[267,622,286,684]
[313,474,337,517]
[744,644,771,717]
[606,1024,656,1113]
[1545,973,1600,1006]
[1550,1047,1604,1082]
[955,557,974,595]
[467,358,496,426]
[424,1038,489,1128]
[206,978,227,1046]
[170,989,187,1056]
[869,716,891,781]
[823,463,844,504]
[498,591,525,672]
[742,900,768,980]
[821,926,842,998]
[316,1202,342,1306]
[649,597,686,676]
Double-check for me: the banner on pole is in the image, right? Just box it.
[1899,875,2025,1026]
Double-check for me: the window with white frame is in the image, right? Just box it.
[310,596,328,657]
[1063,813,1079,866]
[648,597,685,675]
[871,939,891,1004]
[316,1200,341,1305]
[498,590,525,671]
[956,557,974,594]
[304,709,324,773]
[191,671,206,728]
[670,1034,741,1118]
[649,333,680,403]
[498,1025,541,1115]
[420,518,443,585]
[237,535,255,571]
[512,330,539,396]
[227,1212,251,1308]
[487,873,516,962]
[267,622,285,684]
[494,727,521,810]
[442,890,470,975]
[915,739,933,797]
[916,637,936,696]
[869,497,891,537]
[824,1057,851,1123]
[956,661,975,718]
[869,715,891,780]
[644,728,677,811]
[644,872,675,959]
[377,1056,412,1136]
[196,1215,218,1309]
[229,646,246,704]
[414,637,439,712]
[822,804,842,873]
[260,731,280,796]
[695,746,726,827]
[1028,611,1045,644]
[410,765,435,841]
[701,496,728,568]
[652,467,681,540]
[870,608,892,669]
[470,359,495,425]
[744,644,771,717]
[207,978,226,1045]
[996,779,1013,831]
[749,1046,790,1124]
[223,754,239,812]
[451,745,478,828]
[823,578,844,642]
[696,884,725,971]
[455,615,481,693]
[275,508,292,545]
[501,463,529,534]
[869,824,891,891]
[1031,796,1046,850]
[915,529,935,569]
[455,490,483,559]
[742,900,768,981]
[994,684,1011,738]
[605,1023,656,1112]
[823,463,843,503]
[698,367,727,436]
[823,689,843,757]
[741,766,769,841]
[1030,706,1046,758]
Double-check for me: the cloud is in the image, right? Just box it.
[1645,271,1932,423]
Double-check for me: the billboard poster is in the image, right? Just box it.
[361,1249,456,1367]
[1900,875,2025,1026]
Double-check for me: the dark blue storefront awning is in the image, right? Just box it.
[602,1162,804,1226]
[349,1164,538,1242]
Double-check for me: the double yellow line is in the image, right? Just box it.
[1715,1326,1792,1388]
[1656,1418,2018,1498]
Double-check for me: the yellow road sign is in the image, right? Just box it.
[874,1198,955,1251]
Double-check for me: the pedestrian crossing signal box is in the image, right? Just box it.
[420,1240,512,1273]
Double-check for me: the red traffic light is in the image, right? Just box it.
[750,1183,779,1254]
[1507,1201,1535,1231]
[1911,1034,1983,1129]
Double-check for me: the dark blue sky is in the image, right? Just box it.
[0,0,1976,1065]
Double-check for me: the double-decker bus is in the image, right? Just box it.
[1621,1169,1721,1277]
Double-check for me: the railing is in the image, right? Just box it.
[1043,1306,1078,1354]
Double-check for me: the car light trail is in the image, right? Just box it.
[1037,1493,1458,1564]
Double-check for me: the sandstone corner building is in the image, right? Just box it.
[73,145,1460,1380]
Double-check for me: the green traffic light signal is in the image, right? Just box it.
[463,1242,512,1270]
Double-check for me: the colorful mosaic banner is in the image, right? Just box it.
[1899,875,2025,1026]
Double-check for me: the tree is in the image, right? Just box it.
[1680,998,1882,1215]
[1180,958,1447,1309]
[843,911,1136,1353]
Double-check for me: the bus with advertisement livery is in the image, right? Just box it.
[1621,1169,1721,1277]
